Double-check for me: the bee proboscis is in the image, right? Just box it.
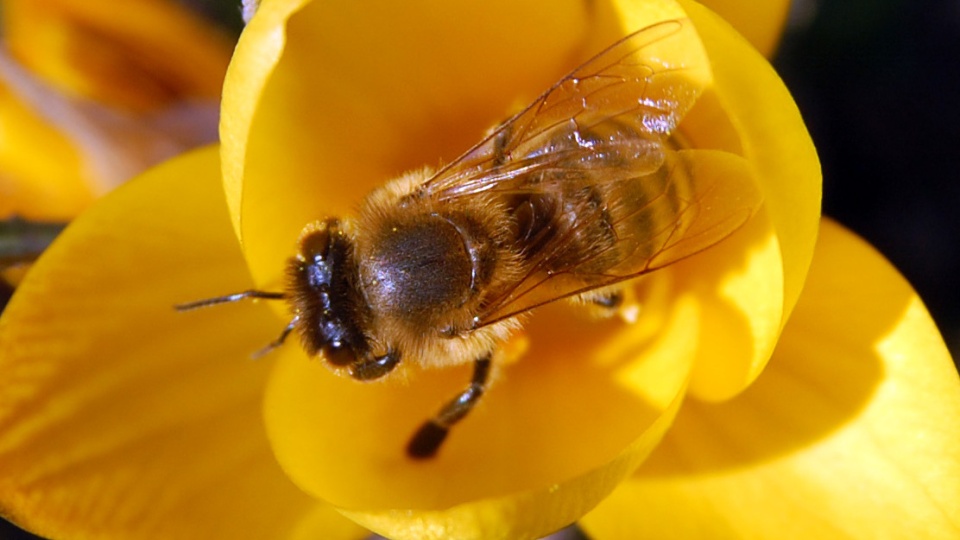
[177,19,761,459]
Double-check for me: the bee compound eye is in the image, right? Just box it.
[323,343,355,367]
[299,218,341,262]
[299,228,331,262]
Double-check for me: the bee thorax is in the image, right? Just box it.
[359,213,489,330]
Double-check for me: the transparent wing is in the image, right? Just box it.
[474,149,762,327]
[416,18,711,201]
[405,19,761,327]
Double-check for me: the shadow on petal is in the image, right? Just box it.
[582,220,960,539]
[642,223,891,474]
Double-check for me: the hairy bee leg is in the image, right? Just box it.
[349,350,400,381]
[251,315,299,359]
[407,353,493,459]
[175,289,286,311]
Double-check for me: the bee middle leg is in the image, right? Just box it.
[252,315,299,359]
[406,353,493,459]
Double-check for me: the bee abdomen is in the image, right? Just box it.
[510,182,620,275]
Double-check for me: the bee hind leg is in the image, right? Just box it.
[590,289,624,309]
[406,353,493,459]
[578,285,640,323]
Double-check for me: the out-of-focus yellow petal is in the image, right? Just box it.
[697,0,791,56]
[0,60,221,221]
[0,148,363,540]
[677,0,821,400]
[4,0,232,111]
[0,0,229,223]
[0,79,92,220]
[286,505,370,540]
[580,219,960,539]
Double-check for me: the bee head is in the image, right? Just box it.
[287,218,375,372]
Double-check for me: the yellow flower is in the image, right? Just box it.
[579,219,960,539]
[0,2,957,540]
[0,0,233,221]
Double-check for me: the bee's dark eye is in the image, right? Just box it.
[299,218,340,262]
[300,230,329,261]
[323,343,354,367]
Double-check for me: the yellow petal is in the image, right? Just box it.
[266,273,698,539]
[672,208,784,402]
[0,147,362,539]
[601,0,819,402]
[220,0,310,242]
[0,77,92,220]
[678,0,821,400]
[1,0,230,222]
[0,53,221,221]
[3,0,232,110]
[696,0,791,56]
[684,0,821,326]
[580,219,960,539]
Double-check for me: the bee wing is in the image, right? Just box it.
[417,18,711,200]
[408,18,761,326]
[476,148,762,326]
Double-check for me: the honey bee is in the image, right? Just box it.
[178,19,760,459]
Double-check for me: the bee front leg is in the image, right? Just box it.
[252,315,299,359]
[349,350,400,381]
[407,353,493,459]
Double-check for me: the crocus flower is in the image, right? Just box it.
[0,0,232,221]
[0,1,957,540]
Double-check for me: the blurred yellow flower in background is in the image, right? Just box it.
[0,0,232,279]
[0,1,956,539]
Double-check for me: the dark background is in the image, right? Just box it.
[777,0,960,359]
[2,0,958,538]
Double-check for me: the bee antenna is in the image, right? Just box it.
[174,290,286,311]
[251,315,299,359]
